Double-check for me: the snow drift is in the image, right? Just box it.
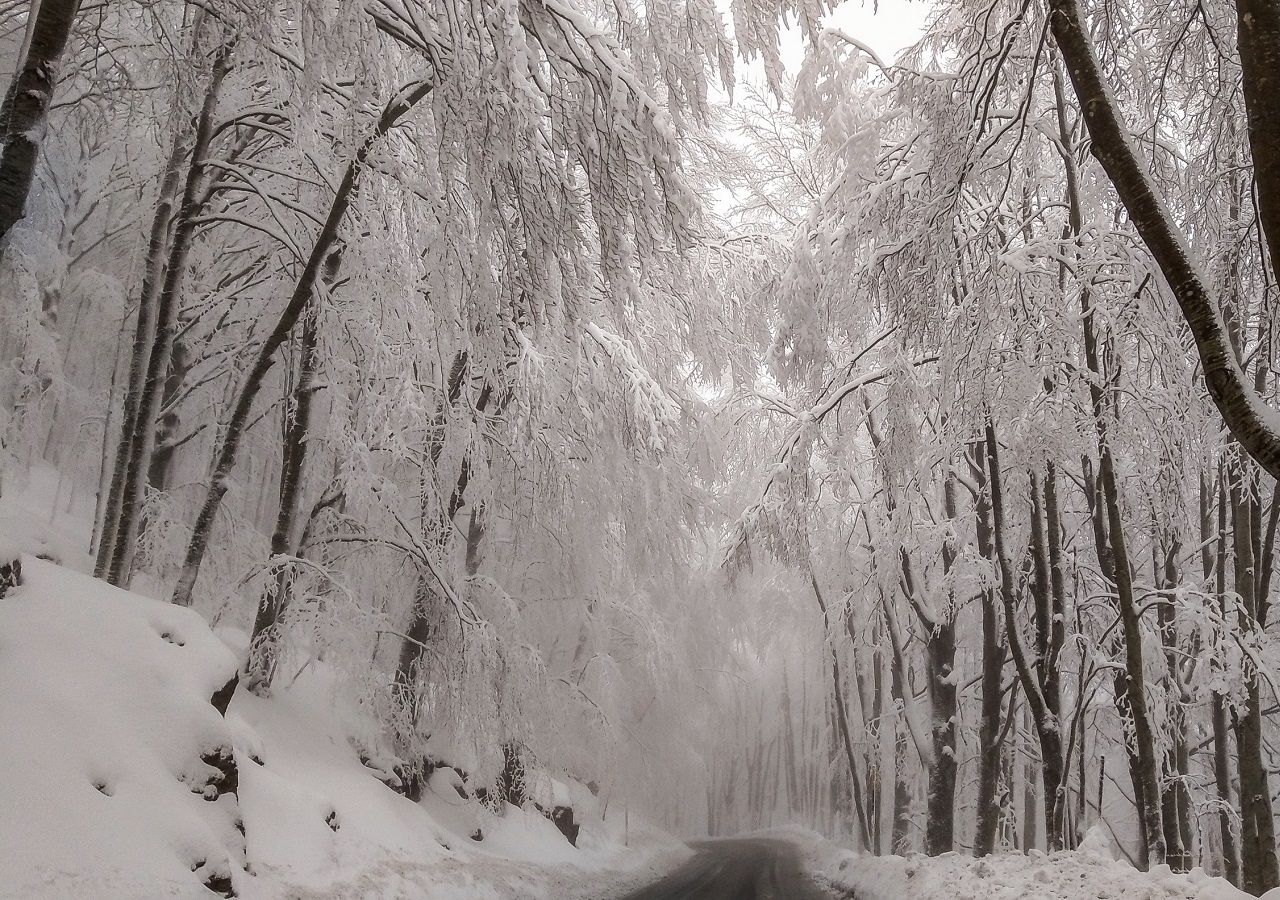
[0,551,685,898]
[0,556,243,898]
[804,830,1255,900]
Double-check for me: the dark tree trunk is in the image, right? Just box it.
[812,571,872,851]
[245,249,340,691]
[171,78,435,607]
[1061,135,1164,863]
[864,404,954,852]
[923,475,961,857]
[984,423,1066,854]
[889,656,911,855]
[395,354,485,702]
[105,35,235,586]
[1231,466,1279,895]
[1210,462,1241,885]
[971,442,1005,857]
[0,0,83,250]
[1049,0,1280,482]
[146,337,191,493]
[1155,526,1192,873]
[1235,0,1280,288]
[95,137,187,576]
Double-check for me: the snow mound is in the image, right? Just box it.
[230,663,689,896]
[0,556,242,898]
[0,552,687,898]
[0,465,96,572]
[807,842,1251,900]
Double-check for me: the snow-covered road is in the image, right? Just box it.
[617,837,834,900]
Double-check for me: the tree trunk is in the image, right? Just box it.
[94,136,187,577]
[0,0,83,250]
[971,441,1005,857]
[1155,525,1192,873]
[104,35,234,585]
[984,422,1066,854]
[147,336,192,493]
[923,474,960,857]
[395,353,484,698]
[1048,0,1280,481]
[1208,465,1241,885]
[812,571,872,850]
[1235,0,1280,288]
[889,655,912,855]
[170,78,435,607]
[1230,465,1279,895]
[245,248,339,691]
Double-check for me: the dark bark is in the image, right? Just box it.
[864,403,954,851]
[171,78,435,607]
[0,0,83,249]
[95,138,187,577]
[1096,418,1165,867]
[889,655,911,855]
[984,422,1067,853]
[1230,466,1279,895]
[1056,80,1164,857]
[146,336,190,493]
[105,36,235,586]
[1236,0,1280,288]
[395,352,485,699]
[1207,465,1241,885]
[811,571,872,851]
[497,742,526,807]
[1027,464,1069,849]
[245,248,340,691]
[1048,0,1280,482]
[970,441,1005,857]
[1155,526,1192,873]
[923,475,960,857]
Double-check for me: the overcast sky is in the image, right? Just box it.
[786,0,930,67]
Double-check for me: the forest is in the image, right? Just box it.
[3,0,1280,897]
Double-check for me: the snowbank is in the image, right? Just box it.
[0,551,687,898]
[803,833,1252,900]
[0,556,243,898]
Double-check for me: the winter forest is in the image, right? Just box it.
[4,0,1280,897]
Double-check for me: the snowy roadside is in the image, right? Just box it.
[792,829,1260,900]
[0,546,690,899]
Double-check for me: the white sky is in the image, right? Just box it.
[782,0,931,68]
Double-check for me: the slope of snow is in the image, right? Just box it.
[803,830,1252,900]
[0,547,687,899]
[0,556,242,898]
[228,666,689,898]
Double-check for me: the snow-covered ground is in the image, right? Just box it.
[6,470,1266,900]
[799,829,1260,900]
[0,523,689,899]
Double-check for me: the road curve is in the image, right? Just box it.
[618,837,833,900]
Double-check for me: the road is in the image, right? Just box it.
[618,837,835,900]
